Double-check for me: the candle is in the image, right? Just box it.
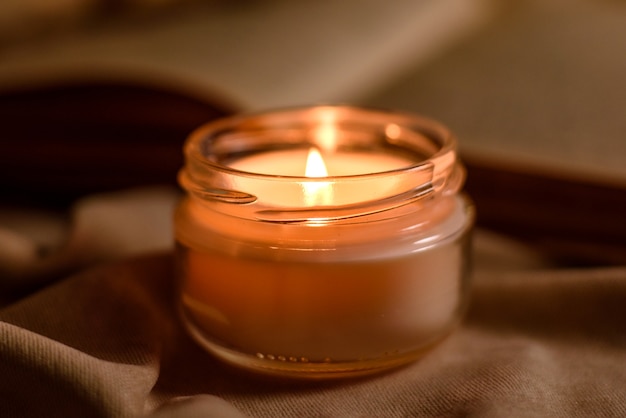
[175,106,474,378]
[229,148,412,176]
[228,148,415,208]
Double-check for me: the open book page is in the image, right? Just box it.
[365,0,626,186]
[0,0,493,110]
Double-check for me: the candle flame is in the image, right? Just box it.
[304,147,332,207]
[305,147,328,178]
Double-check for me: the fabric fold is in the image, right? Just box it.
[2,251,625,417]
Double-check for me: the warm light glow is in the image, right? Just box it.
[385,123,402,139]
[314,124,338,153]
[304,147,332,206]
[305,147,328,177]
[312,108,339,153]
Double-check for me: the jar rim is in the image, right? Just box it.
[185,105,457,181]
[180,105,464,221]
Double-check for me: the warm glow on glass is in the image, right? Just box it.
[385,123,402,139]
[314,124,338,153]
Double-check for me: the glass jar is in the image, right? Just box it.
[175,106,474,379]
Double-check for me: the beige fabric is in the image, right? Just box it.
[3,254,626,417]
[1,189,626,417]
[0,187,179,295]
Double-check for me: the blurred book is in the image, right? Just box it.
[0,0,493,109]
[365,0,626,187]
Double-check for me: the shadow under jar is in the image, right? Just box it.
[174,106,474,379]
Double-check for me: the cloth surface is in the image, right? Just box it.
[1,1,625,414]
[1,188,626,417]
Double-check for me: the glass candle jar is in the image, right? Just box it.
[175,106,474,379]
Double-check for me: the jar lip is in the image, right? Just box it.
[185,105,457,182]
[180,105,464,221]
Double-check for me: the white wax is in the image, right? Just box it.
[177,147,472,370]
[229,149,413,176]
[225,149,419,208]
[176,195,471,361]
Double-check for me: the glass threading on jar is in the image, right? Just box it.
[179,106,463,223]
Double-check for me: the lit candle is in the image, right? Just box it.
[303,148,330,206]
[175,106,474,378]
